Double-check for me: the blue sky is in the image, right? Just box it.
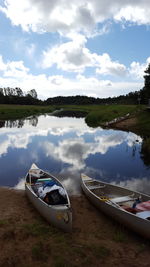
[0,0,150,99]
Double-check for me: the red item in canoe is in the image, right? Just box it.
[136,200,150,211]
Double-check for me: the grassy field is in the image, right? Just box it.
[0,104,54,120]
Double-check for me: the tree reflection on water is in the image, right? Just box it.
[140,137,150,167]
[0,115,39,128]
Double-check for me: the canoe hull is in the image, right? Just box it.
[25,184,72,232]
[81,174,150,239]
[25,165,72,232]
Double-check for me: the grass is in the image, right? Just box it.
[57,104,150,139]
[0,104,54,120]
[91,245,110,258]
[22,222,52,237]
[56,104,145,127]
[0,219,9,226]
[1,181,150,267]
[53,258,70,267]
[32,241,49,261]
[137,243,147,254]
[135,109,150,136]
[0,103,147,132]
[85,104,144,127]
[113,228,127,242]
[0,103,150,150]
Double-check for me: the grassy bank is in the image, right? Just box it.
[84,104,144,127]
[133,109,150,136]
[0,104,54,120]
[0,188,150,267]
[56,105,150,155]
[58,104,146,129]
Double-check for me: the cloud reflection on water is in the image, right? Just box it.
[14,177,25,190]
[0,115,149,195]
[111,177,150,195]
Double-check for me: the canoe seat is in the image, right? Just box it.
[111,195,135,204]
[87,185,106,190]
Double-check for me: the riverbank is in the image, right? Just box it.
[109,109,150,137]
[0,104,53,120]
[0,187,150,267]
[0,104,149,136]
[53,104,150,137]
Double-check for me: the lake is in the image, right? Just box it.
[0,114,150,195]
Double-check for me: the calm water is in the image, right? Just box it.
[0,114,150,195]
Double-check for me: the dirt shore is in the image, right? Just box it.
[0,187,150,267]
[109,117,138,133]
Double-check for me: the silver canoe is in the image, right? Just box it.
[25,164,72,232]
[81,173,150,238]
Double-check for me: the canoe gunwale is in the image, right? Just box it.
[81,173,150,239]
[25,164,72,232]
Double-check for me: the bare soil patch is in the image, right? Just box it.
[0,187,150,267]
[111,117,138,131]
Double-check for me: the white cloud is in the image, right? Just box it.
[42,35,94,72]
[42,37,127,76]
[41,131,136,170]
[1,0,150,37]
[0,55,7,71]
[0,0,149,100]
[114,5,150,25]
[0,54,145,99]
[129,57,150,80]
[96,53,127,77]
[4,60,29,78]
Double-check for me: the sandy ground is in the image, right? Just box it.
[0,187,150,267]
[110,117,138,132]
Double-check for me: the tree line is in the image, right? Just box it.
[0,88,42,105]
[0,63,150,105]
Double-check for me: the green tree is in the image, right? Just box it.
[27,89,38,99]
[141,63,150,104]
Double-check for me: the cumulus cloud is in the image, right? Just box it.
[1,0,150,38]
[0,54,146,99]
[114,5,150,25]
[42,36,127,76]
[129,57,150,80]
[42,34,94,72]
[4,61,29,78]
[96,53,127,77]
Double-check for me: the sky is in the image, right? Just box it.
[0,0,150,100]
